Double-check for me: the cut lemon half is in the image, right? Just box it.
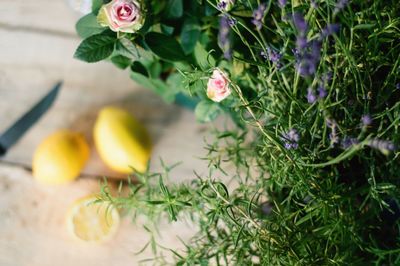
[66,196,120,243]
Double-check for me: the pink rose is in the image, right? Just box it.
[98,0,145,33]
[207,69,232,102]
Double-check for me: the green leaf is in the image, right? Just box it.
[131,61,148,76]
[195,100,221,123]
[92,0,105,14]
[164,0,183,19]
[74,34,116,63]
[353,23,376,30]
[148,61,162,78]
[180,18,201,55]
[161,24,175,35]
[130,71,176,103]
[231,9,253,17]
[114,38,140,59]
[111,55,131,69]
[75,13,106,38]
[166,72,185,93]
[145,32,186,62]
[194,42,215,70]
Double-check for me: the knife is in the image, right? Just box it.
[0,81,62,157]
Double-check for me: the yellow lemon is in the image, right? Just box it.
[32,130,90,184]
[66,195,120,243]
[93,106,152,173]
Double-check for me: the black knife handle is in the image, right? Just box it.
[0,143,6,157]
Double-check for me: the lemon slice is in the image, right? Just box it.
[67,196,120,243]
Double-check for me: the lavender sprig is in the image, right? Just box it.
[278,0,286,8]
[367,139,396,154]
[361,114,372,126]
[334,0,349,14]
[218,15,233,60]
[282,129,300,150]
[217,0,235,12]
[252,3,267,30]
[261,47,282,68]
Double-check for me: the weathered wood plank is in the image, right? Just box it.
[0,164,195,266]
[0,0,78,35]
[0,2,215,264]
[0,27,211,179]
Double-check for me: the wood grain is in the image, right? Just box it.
[0,164,196,266]
[0,1,218,265]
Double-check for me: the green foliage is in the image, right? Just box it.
[111,55,132,69]
[130,72,175,103]
[74,33,116,63]
[76,0,400,264]
[75,13,105,38]
[114,38,140,60]
[91,0,106,14]
[195,100,221,122]
[163,0,183,19]
[180,18,201,55]
[144,32,187,62]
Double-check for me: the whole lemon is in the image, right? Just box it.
[32,130,90,184]
[93,106,152,173]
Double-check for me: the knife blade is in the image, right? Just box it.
[0,81,62,156]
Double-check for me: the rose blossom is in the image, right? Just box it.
[207,69,231,102]
[98,0,145,33]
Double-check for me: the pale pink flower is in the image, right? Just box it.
[207,69,231,102]
[98,0,145,33]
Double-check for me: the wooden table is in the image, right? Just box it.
[0,1,213,265]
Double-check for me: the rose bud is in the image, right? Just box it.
[207,69,232,102]
[97,0,145,33]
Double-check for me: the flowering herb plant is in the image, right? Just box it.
[75,0,400,264]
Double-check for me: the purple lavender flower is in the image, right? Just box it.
[367,139,397,153]
[218,15,232,60]
[262,47,282,67]
[297,55,318,77]
[227,16,237,26]
[295,39,321,77]
[260,201,273,215]
[296,36,308,50]
[311,0,318,9]
[322,72,333,82]
[334,0,349,14]
[282,129,300,149]
[278,0,287,8]
[260,51,268,60]
[327,119,339,145]
[310,40,322,62]
[292,48,300,60]
[293,12,308,35]
[252,3,267,30]
[307,87,317,103]
[217,0,235,12]
[321,24,340,38]
[361,114,372,126]
[317,85,327,98]
[341,136,359,149]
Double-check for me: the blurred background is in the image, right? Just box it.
[0,1,211,265]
